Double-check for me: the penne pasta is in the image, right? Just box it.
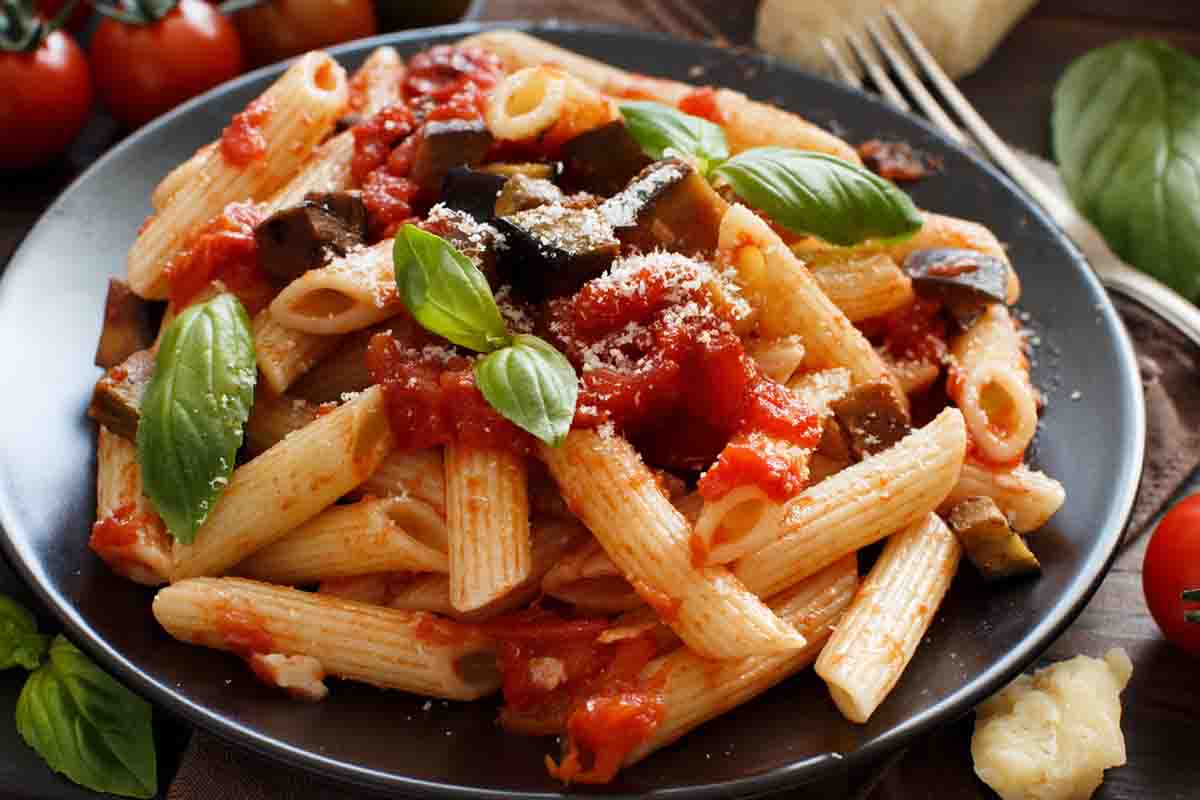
[90,426,173,586]
[541,429,807,659]
[732,407,966,597]
[745,335,807,383]
[815,514,961,723]
[808,251,915,323]
[948,304,1038,465]
[235,496,448,584]
[267,240,400,335]
[622,555,859,767]
[358,447,447,519]
[253,309,343,397]
[154,577,501,700]
[719,204,908,413]
[129,53,348,298]
[486,65,617,145]
[172,386,394,581]
[243,391,319,456]
[445,444,532,613]
[944,459,1065,533]
[542,536,644,613]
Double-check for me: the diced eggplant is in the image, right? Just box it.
[255,192,367,284]
[422,204,507,286]
[560,120,652,196]
[88,349,155,441]
[480,162,559,181]
[903,248,1009,327]
[829,380,911,460]
[441,167,508,221]
[409,118,493,195]
[947,496,1041,582]
[94,278,155,369]
[600,158,728,253]
[496,203,620,301]
[495,174,565,217]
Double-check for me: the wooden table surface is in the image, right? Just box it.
[2,2,1200,799]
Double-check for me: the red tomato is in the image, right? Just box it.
[233,0,377,67]
[36,0,91,32]
[90,0,245,129]
[1143,494,1200,657]
[0,29,92,170]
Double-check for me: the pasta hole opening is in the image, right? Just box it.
[506,71,552,117]
[546,577,641,613]
[381,499,447,551]
[290,289,357,320]
[735,245,767,284]
[713,498,771,548]
[456,651,501,687]
[311,60,340,94]
[979,378,1019,439]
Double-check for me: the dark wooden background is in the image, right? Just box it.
[2,1,1200,798]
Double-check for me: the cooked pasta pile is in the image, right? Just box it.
[87,31,1065,784]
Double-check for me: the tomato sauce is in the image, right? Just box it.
[481,607,664,782]
[868,295,949,365]
[678,86,724,125]
[89,502,140,551]
[162,201,274,313]
[220,97,274,167]
[351,45,502,240]
[364,332,536,455]
[214,601,275,657]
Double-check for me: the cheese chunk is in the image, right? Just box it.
[972,649,1133,800]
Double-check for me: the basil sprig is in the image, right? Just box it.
[618,103,922,245]
[619,100,729,176]
[1,595,157,798]
[137,293,256,544]
[0,595,49,671]
[392,225,578,446]
[712,148,924,245]
[16,636,157,798]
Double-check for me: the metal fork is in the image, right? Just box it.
[822,8,1200,349]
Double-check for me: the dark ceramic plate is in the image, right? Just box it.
[0,22,1144,799]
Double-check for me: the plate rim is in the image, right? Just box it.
[0,20,1146,800]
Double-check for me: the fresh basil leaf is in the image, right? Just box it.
[1052,39,1200,301]
[393,224,511,353]
[137,293,256,544]
[16,636,157,799]
[0,595,49,672]
[619,101,730,175]
[474,334,578,447]
[711,148,924,245]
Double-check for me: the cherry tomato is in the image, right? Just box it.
[36,0,91,32]
[233,0,376,67]
[1143,494,1200,657]
[90,0,245,129]
[0,28,92,170]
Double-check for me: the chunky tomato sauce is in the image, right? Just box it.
[162,201,274,313]
[220,97,274,167]
[214,601,275,657]
[868,295,949,365]
[89,502,140,551]
[678,86,724,125]
[351,45,502,239]
[480,608,664,783]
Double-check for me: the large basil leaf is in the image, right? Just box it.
[0,595,49,672]
[619,101,730,175]
[712,148,923,245]
[1052,39,1200,301]
[393,224,511,353]
[474,335,578,447]
[16,636,157,799]
[137,293,256,544]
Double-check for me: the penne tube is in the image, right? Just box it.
[884,352,942,397]
[235,496,448,585]
[358,447,447,519]
[460,30,861,163]
[787,367,853,416]
[943,459,1065,533]
[948,304,1038,465]
[719,204,907,413]
[732,407,966,598]
[485,65,617,145]
[445,444,532,613]
[541,429,807,659]
[542,537,643,613]
[129,53,348,299]
[172,386,394,581]
[290,327,376,403]
[808,251,915,323]
[745,335,807,383]
[622,555,859,766]
[815,514,961,724]
[90,426,173,586]
[153,577,501,700]
[152,145,213,210]
[267,240,401,335]
[253,309,343,397]
[693,483,790,566]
